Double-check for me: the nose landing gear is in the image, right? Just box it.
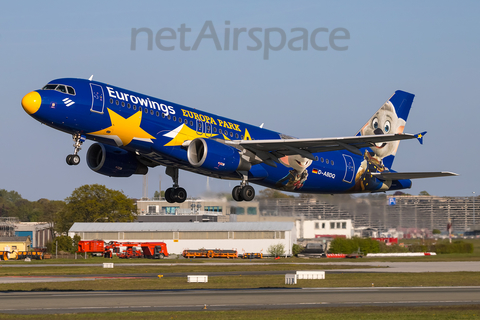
[165,166,187,203]
[66,133,86,166]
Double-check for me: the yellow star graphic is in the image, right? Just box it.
[89,109,155,146]
[164,123,221,146]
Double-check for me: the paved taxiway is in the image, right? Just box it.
[0,286,479,314]
[1,261,478,284]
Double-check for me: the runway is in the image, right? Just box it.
[1,286,479,314]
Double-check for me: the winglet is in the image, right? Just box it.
[415,131,427,145]
[88,75,94,81]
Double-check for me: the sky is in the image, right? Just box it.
[1,1,479,201]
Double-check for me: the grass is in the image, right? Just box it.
[0,305,480,319]
[1,272,479,291]
[0,263,380,276]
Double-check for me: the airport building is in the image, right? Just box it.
[0,217,52,248]
[296,219,353,240]
[68,221,296,255]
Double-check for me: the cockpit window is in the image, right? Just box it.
[56,85,67,93]
[42,84,57,90]
[41,84,76,95]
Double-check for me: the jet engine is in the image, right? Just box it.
[187,138,251,173]
[86,143,148,177]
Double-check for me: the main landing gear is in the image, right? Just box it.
[232,173,255,202]
[66,133,86,166]
[165,166,187,203]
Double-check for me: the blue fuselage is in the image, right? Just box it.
[24,78,412,194]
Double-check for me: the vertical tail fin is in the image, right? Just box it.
[356,90,415,169]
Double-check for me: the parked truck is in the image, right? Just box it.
[78,240,168,259]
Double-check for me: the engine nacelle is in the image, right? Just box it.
[187,138,251,173]
[86,143,148,177]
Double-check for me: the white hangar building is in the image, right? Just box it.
[68,222,296,256]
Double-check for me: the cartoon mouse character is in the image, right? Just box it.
[275,155,312,191]
[352,101,406,191]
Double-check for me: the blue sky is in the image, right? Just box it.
[1,1,479,201]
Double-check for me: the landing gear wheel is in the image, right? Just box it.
[66,154,81,165]
[241,185,255,201]
[71,154,80,165]
[165,188,175,203]
[232,186,243,202]
[174,188,187,203]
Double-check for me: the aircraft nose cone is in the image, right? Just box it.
[22,91,42,115]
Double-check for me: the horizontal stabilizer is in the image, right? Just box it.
[415,131,427,145]
[371,171,458,180]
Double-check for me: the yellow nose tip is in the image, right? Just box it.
[22,91,42,115]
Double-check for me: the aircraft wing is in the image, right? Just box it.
[371,172,458,180]
[226,133,420,166]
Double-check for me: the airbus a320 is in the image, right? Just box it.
[21,77,456,203]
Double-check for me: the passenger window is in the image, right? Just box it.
[235,133,239,139]
[116,100,119,106]
[184,119,188,124]
[121,102,125,107]
[162,113,165,118]
[168,115,171,120]
[127,103,131,109]
[110,98,113,104]
[214,127,218,133]
[133,105,137,110]
[190,120,193,126]
[150,109,154,115]
[156,111,160,117]
[55,85,67,93]
[139,106,142,112]
[230,132,233,137]
[173,116,176,121]
[67,86,75,95]
[178,117,182,123]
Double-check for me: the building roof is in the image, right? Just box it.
[0,236,30,242]
[69,222,294,233]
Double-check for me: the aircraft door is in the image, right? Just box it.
[342,154,355,184]
[205,122,213,137]
[196,119,204,135]
[90,83,105,114]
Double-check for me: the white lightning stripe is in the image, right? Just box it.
[133,137,154,143]
[163,124,184,138]
[66,101,75,107]
[62,98,69,102]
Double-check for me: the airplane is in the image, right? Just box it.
[21,77,456,203]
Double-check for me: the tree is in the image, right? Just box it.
[292,243,304,256]
[419,191,431,196]
[56,184,136,233]
[432,229,441,234]
[268,243,285,257]
[258,188,294,199]
[153,190,165,199]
